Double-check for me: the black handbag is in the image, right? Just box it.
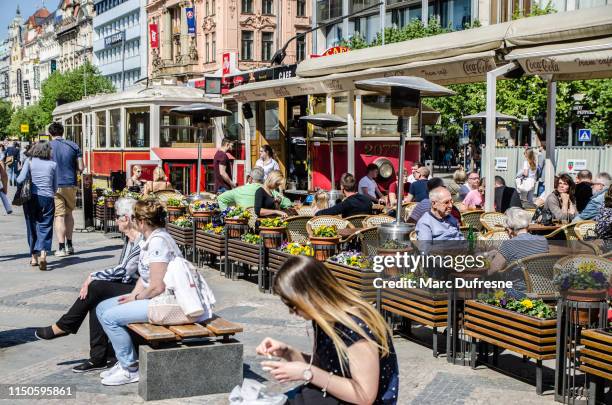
[531,206,554,226]
[12,159,32,206]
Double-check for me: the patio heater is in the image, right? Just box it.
[299,113,347,204]
[354,77,455,243]
[171,103,232,200]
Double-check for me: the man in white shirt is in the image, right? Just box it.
[359,163,383,203]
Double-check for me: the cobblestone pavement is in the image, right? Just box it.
[0,193,556,404]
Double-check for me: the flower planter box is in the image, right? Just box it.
[382,288,448,357]
[464,300,557,360]
[166,206,186,222]
[309,236,340,261]
[227,239,261,268]
[166,223,194,247]
[267,249,292,274]
[579,328,612,382]
[259,227,287,249]
[225,219,249,239]
[324,261,378,302]
[95,205,105,220]
[382,288,448,329]
[191,212,215,229]
[195,230,225,257]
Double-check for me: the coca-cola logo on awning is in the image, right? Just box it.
[462,59,494,75]
[524,58,560,73]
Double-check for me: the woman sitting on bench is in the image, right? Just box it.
[96,199,202,386]
[257,256,399,404]
[35,197,143,373]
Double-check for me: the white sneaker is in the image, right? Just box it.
[101,367,139,386]
[55,249,69,257]
[100,362,121,379]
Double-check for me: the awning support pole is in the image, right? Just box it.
[347,90,355,175]
[238,102,252,183]
[329,132,335,190]
[484,62,518,212]
[545,80,556,196]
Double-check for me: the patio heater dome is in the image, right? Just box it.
[170,103,233,199]
[354,76,455,243]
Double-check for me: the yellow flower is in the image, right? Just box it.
[521,299,534,309]
[494,290,505,300]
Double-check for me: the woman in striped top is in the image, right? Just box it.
[35,198,143,374]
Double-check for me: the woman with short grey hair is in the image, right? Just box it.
[16,141,57,270]
[35,198,144,374]
[487,207,549,297]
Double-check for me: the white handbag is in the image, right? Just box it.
[147,291,200,325]
[516,176,535,193]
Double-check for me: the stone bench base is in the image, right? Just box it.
[139,340,243,401]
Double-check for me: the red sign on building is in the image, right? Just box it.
[149,24,159,49]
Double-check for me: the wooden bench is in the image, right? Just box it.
[128,315,243,347]
[129,316,245,401]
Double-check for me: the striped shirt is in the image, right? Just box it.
[499,233,549,263]
[90,235,142,283]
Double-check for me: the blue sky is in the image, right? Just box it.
[0,0,52,42]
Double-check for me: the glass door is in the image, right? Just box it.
[167,163,192,195]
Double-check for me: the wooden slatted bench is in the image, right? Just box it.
[128,316,243,347]
[128,316,244,401]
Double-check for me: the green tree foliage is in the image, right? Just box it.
[340,6,611,144]
[38,62,115,123]
[0,100,13,139]
[8,104,48,139]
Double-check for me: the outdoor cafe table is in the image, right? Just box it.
[527,224,561,234]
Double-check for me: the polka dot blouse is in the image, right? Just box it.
[313,317,399,404]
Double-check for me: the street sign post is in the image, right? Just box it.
[578,128,591,143]
[20,124,29,133]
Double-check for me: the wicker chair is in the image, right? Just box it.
[345,214,369,228]
[362,214,394,228]
[461,210,485,232]
[518,253,567,298]
[360,227,381,256]
[480,212,507,232]
[285,216,311,244]
[246,207,258,231]
[573,221,597,241]
[459,226,470,239]
[478,230,511,241]
[603,251,612,259]
[554,254,612,281]
[401,202,418,221]
[297,206,316,217]
[306,216,353,236]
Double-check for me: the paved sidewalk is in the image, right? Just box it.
[0,195,557,404]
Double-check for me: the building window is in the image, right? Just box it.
[205,34,210,62]
[96,111,107,148]
[211,32,216,62]
[296,34,306,62]
[262,32,274,61]
[242,0,253,13]
[110,108,121,147]
[241,31,253,60]
[263,0,274,14]
[211,0,216,15]
[126,107,150,148]
[297,0,306,16]
[205,0,209,16]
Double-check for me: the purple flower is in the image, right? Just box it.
[591,271,607,285]
[561,278,571,290]
[500,298,507,307]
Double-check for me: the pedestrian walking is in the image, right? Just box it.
[17,141,57,270]
[49,122,84,257]
[0,157,12,214]
[5,141,21,186]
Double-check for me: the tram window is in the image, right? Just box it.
[96,111,107,148]
[159,106,201,147]
[361,95,401,137]
[126,107,150,148]
[110,109,121,148]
